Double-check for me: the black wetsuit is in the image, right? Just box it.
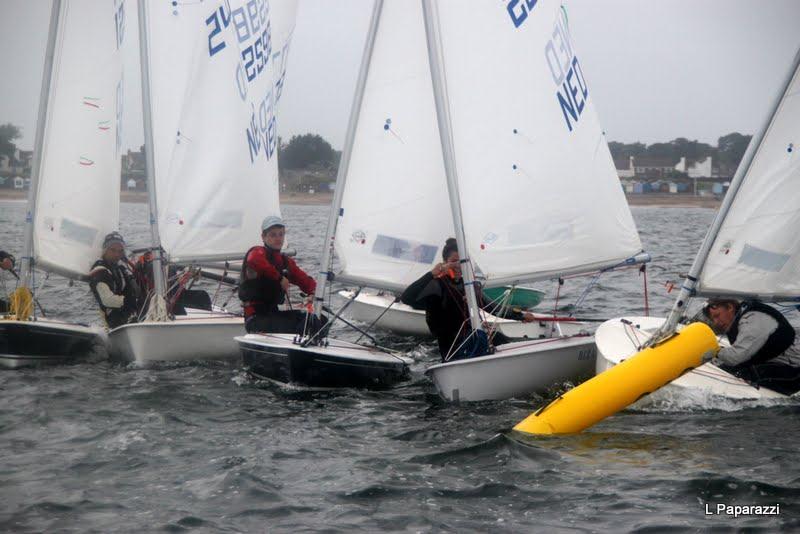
[400,271,525,361]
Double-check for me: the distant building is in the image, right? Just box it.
[614,156,635,178]
[674,156,712,178]
[122,145,146,173]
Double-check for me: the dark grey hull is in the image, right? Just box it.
[237,334,411,389]
[0,320,105,369]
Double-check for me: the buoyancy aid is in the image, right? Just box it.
[238,246,287,314]
[89,258,139,328]
[728,300,796,365]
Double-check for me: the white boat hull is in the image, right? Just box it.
[0,318,106,369]
[595,316,788,402]
[109,311,244,364]
[425,335,596,401]
[338,289,588,339]
[236,333,412,388]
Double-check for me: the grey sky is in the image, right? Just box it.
[2,0,799,151]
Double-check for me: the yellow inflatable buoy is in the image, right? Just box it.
[514,322,719,435]
[8,286,34,321]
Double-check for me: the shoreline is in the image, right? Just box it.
[0,189,720,209]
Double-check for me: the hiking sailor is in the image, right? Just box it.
[239,216,318,334]
[704,298,800,395]
[89,232,140,329]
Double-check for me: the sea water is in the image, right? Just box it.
[1,200,798,532]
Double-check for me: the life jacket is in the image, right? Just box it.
[728,300,796,365]
[89,258,139,328]
[238,246,287,314]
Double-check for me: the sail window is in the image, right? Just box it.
[372,235,437,264]
[738,244,790,272]
[59,218,98,247]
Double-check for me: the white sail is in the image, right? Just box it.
[333,0,641,293]
[334,0,453,292]
[144,0,297,263]
[433,0,641,284]
[697,55,800,300]
[32,0,124,280]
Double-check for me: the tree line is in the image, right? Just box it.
[609,132,752,171]
[2,120,752,175]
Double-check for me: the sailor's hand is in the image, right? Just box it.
[522,312,535,323]
[280,276,290,292]
[431,262,445,277]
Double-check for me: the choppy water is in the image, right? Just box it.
[1,200,799,532]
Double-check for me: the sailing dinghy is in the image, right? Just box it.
[337,287,588,339]
[594,46,800,404]
[237,0,648,396]
[1,0,123,368]
[108,0,297,364]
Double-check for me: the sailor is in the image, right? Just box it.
[89,232,141,329]
[0,250,15,313]
[401,238,536,362]
[704,298,800,395]
[239,216,319,334]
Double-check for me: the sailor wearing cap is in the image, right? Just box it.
[238,215,318,333]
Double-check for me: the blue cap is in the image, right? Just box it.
[261,215,285,232]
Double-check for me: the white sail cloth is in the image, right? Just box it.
[144,0,297,263]
[434,1,641,283]
[333,0,641,291]
[334,0,454,291]
[33,0,124,280]
[698,59,800,299]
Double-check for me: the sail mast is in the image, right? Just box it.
[660,46,800,334]
[137,0,167,310]
[20,0,62,291]
[312,0,385,317]
[421,0,483,333]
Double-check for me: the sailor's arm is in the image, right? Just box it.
[713,312,778,367]
[94,282,125,309]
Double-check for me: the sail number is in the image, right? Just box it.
[206,0,273,98]
[544,12,589,133]
[506,0,538,28]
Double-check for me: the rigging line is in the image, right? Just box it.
[354,289,397,344]
[570,272,601,315]
[444,319,471,362]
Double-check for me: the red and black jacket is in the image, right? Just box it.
[238,246,316,318]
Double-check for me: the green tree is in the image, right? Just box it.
[0,123,22,159]
[717,132,751,169]
[279,133,336,170]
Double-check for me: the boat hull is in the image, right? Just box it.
[338,289,588,338]
[109,314,244,364]
[425,335,596,401]
[237,333,412,388]
[0,319,106,369]
[595,316,788,401]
